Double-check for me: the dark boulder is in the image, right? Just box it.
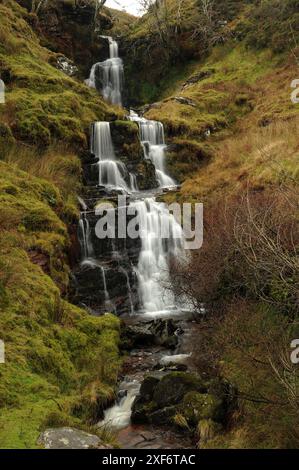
[153,373,207,408]
[122,319,180,349]
[139,376,160,401]
[180,392,224,426]
[149,406,177,426]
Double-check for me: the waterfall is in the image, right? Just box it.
[81,258,115,312]
[129,111,176,189]
[130,198,184,314]
[100,265,110,303]
[91,122,129,191]
[98,160,128,189]
[91,122,115,159]
[99,380,140,430]
[78,213,94,259]
[129,172,138,192]
[120,267,134,315]
[86,36,123,107]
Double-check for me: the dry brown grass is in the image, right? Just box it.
[3,143,82,200]
[180,116,299,203]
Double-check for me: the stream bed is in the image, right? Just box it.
[98,312,201,449]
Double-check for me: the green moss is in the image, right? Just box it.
[181,392,224,427]
[167,138,212,182]
[0,2,122,150]
[0,160,121,449]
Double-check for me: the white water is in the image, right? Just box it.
[81,258,114,311]
[129,110,176,189]
[91,121,132,191]
[100,265,110,303]
[86,36,123,106]
[99,380,140,430]
[78,214,94,259]
[91,121,115,159]
[130,198,184,313]
[120,267,134,315]
[160,353,192,366]
[129,172,138,192]
[98,160,128,189]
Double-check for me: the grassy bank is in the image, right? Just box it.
[0,1,122,448]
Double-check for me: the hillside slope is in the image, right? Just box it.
[119,0,299,449]
[0,0,122,448]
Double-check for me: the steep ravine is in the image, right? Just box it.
[65,36,232,450]
[71,37,196,449]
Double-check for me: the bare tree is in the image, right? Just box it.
[137,0,181,60]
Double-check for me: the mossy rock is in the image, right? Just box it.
[110,120,143,161]
[139,376,160,401]
[149,406,178,426]
[181,392,224,426]
[153,372,207,408]
[134,160,158,190]
[131,398,157,424]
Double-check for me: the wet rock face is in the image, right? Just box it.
[82,123,158,190]
[72,258,139,315]
[134,160,158,190]
[122,319,180,349]
[38,427,111,449]
[19,0,111,77]
[110,121,144,162]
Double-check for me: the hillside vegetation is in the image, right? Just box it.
[0,0,299,450]
[119,0,299,449]
[0,0,122,448]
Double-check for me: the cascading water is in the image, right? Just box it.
[88,114,183,314]
[130,198,184,314]
[78,213,94,259]
[91,121,137,192]
[100,265,110,304]
[78,37,194,444]
[99,380,140,430]
[86,36,123,107]
[129,111,176,189]
[120,267,134,315]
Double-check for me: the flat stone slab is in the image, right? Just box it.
[38,427,108,449]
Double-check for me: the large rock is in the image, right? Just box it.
[132,372,207,425]
[110,121,143,162]
[122,319,180,349]
[153,373,207,408]
[149,406,177,426]
[38,427,111,449]
[131,372,234,434]
[181,392,224,426]
[139,376,160,401]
